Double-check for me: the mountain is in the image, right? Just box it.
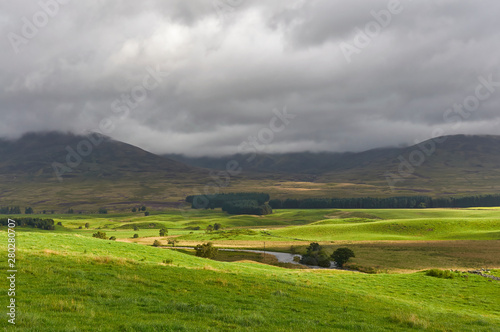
[2,132,500,211]
[166,135,500,195]
[0,131,194,179]
[0,132,204,212]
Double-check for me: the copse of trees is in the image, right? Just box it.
[0,218,55,230]
[0,206,21,214]
[222,200,272,215]
[299,242,331,267]
[195,242,218,259]
[268,194,500,209]
[186,192,272,215]
[186,193,270,209]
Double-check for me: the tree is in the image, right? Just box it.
[153,240,161,247]
[133,234,139,238]
[132,207,137,212]
[205,225,214,233]
[195,242,218,259]
[332,248,355,267]
[213,223,222,231]
[159,228,168,236]
[306,242,322,253]
[67,208,74,214]
[141,206,146,212]
[85,223,90,229]
[98,207,108,214]
[144,211,150,216]
[300,242,330,267]
[168,239,179,247]
[25,207,34,214]
[92,231,107,239]
[133,225,139,231]
[109,236,116,241]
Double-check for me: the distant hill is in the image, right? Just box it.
[0,131,193,179]
[165,135,500,195]
[2,132,500,211]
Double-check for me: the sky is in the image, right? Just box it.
[1,0,500,156]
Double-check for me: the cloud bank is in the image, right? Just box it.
[1,0,500,156]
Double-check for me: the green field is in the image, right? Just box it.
[1,207,499,330]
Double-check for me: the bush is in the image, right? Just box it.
[144,211,150,216]
[163,259,173,264]
[109,236,116,241]
[92,231,107,239]
[168,239,179,247]
[332,248,355,267]
[133,234,139,238]
[153,240,161,247]
[317,255,331,268]
[159,228,168,236]
[195,242,218,259]
[57,222,63,226]
[300,255,318,266]
[425,269,456,279]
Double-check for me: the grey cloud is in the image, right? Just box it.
[1,0,500,156]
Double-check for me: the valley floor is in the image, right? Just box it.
[1,208,499,331]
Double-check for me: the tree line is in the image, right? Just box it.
[0,206,22,214]
[269,194,500,209]
[0,217,55,230]
[186,193,272,215]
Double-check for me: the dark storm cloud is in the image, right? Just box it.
[1,0,500,156]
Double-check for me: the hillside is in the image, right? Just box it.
[1,229,499,331]
[2,133,500,211]
[166,135,500,195]
[0,131,193,178]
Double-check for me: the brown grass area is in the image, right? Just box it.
[339,240,500,273]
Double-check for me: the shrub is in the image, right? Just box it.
[159,228,168,236]
[195,242,218,259]
[92,231,107,239]
[109,236,116,241]
[85,223,90,229]
[332,248,355,267]
[57,222,63,226]
[168,239,179,247]
[133,234,139,238]
[163,259,173,264]
[300,255,318,266]
[317,255,331,268]
[425,269,456,279]
[153,240,161,247]
[144,211,150,216]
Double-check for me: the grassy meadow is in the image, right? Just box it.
[1,207,499,330]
